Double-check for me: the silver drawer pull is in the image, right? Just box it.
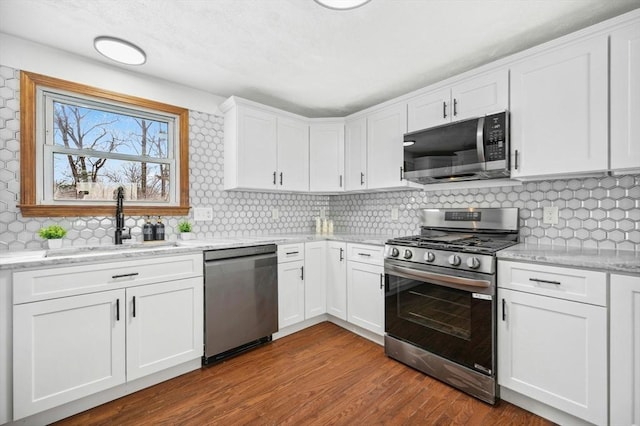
[529,278,561,285]
[358,253,371,257]
[286,251,299,255]
[112,272,139,279]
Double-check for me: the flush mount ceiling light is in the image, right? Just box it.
[314,0,372,10]
[94,36,146,65]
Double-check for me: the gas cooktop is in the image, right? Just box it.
[388,233,518,255]
[384,208,520,274]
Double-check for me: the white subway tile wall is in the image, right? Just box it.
[0,65,638,252]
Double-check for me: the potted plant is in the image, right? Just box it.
[177,220,193,240]
[38,224,67,249]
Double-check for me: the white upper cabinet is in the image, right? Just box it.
[309,121,345,192]
[366,102,408,190]
[229,104,278,190]
[451,68,509,121]
[407,88,450,131]
[277,116,309,191]
[345,116,367,191]
[407,68,508,132]
[222,97,309,191]
[611,21,640,173]
[510,35,608,179]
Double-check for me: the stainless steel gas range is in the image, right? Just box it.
[383,207,519,404]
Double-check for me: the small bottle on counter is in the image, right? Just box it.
[143,216,154,241]
[322,218,328,235]
[328,220,334,235]
[155,216,165,240]
[315,217,322,235]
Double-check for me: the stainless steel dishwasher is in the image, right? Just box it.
[203,244,278,364]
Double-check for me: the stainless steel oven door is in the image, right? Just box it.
[384,258,496,376]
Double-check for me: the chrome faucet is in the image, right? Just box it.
[115,186,131,245]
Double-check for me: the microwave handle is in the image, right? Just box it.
[476,116,486,164]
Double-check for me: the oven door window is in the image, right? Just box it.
[398,282,471,340]
[386,273,493,375]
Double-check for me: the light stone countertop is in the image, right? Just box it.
[497,243,640,275]
[0,233,393,271]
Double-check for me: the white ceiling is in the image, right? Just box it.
[1,0,639,117]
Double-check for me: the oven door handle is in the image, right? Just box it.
[385,264,491,291]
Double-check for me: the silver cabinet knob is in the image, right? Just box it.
[448,254,461,266]
[466,257,481,269]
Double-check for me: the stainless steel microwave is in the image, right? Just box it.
[402,111,509,184]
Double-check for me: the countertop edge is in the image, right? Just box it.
[497,243,640,275]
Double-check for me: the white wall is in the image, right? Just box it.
[0,33,226,115]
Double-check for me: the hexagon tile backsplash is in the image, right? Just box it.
[1,64,639,252]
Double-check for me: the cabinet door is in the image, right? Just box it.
[407,88,450,132]
[126,278,203,382]
[498,288,607,425]
[13,290,126,420]
[510,36,608,178]
[326,242,347,320]
[451,68,508,121]
[347,262,384,335]
[610,274,640,426]
[367,103,407,189]
[277,260,305,328]
[309,123,345,192]
[304,242,327,319]
[277,117,309,192]
[237,106,278,190]
[345,117,367,191]
[611,22,640,172]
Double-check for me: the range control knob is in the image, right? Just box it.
[466,257,481,269]
[448,254,461,266]
[391,247,400,257]
[424,251,435,263]
[403,250,413,259]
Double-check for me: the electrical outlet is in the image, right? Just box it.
[543,206,559,225]
[193,207,213,221]
[391,207,399,221]
[272,208,279,220]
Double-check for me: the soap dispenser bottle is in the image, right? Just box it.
[143,216,154,241]
[155,216,165,240]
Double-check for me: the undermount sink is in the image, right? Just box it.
[44,241,179,258]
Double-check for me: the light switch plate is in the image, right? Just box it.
[391,207,399,221]
[193,207,213,221]
[543,206,559,225]
[272,208,279,220]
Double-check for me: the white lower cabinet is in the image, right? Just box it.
[126,278,203,381]
[13,290,126,419]
[346,244,385,336]
[11,253,204,421]
[304,241,327,319]
[277,259,305,328]
[498,261,608,425]
[610,273,640,426]
[326,242,347,320]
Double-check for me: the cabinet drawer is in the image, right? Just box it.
[277,243,305,263]
[498,260,607,306]
[13,253,203,304]
[347,243,384,266]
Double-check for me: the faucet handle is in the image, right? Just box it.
[123,227,132,240]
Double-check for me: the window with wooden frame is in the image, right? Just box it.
[19,72,190,217]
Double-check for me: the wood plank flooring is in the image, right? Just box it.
[54,322,553,425]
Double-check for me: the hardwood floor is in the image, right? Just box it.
[54,322,553,425]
